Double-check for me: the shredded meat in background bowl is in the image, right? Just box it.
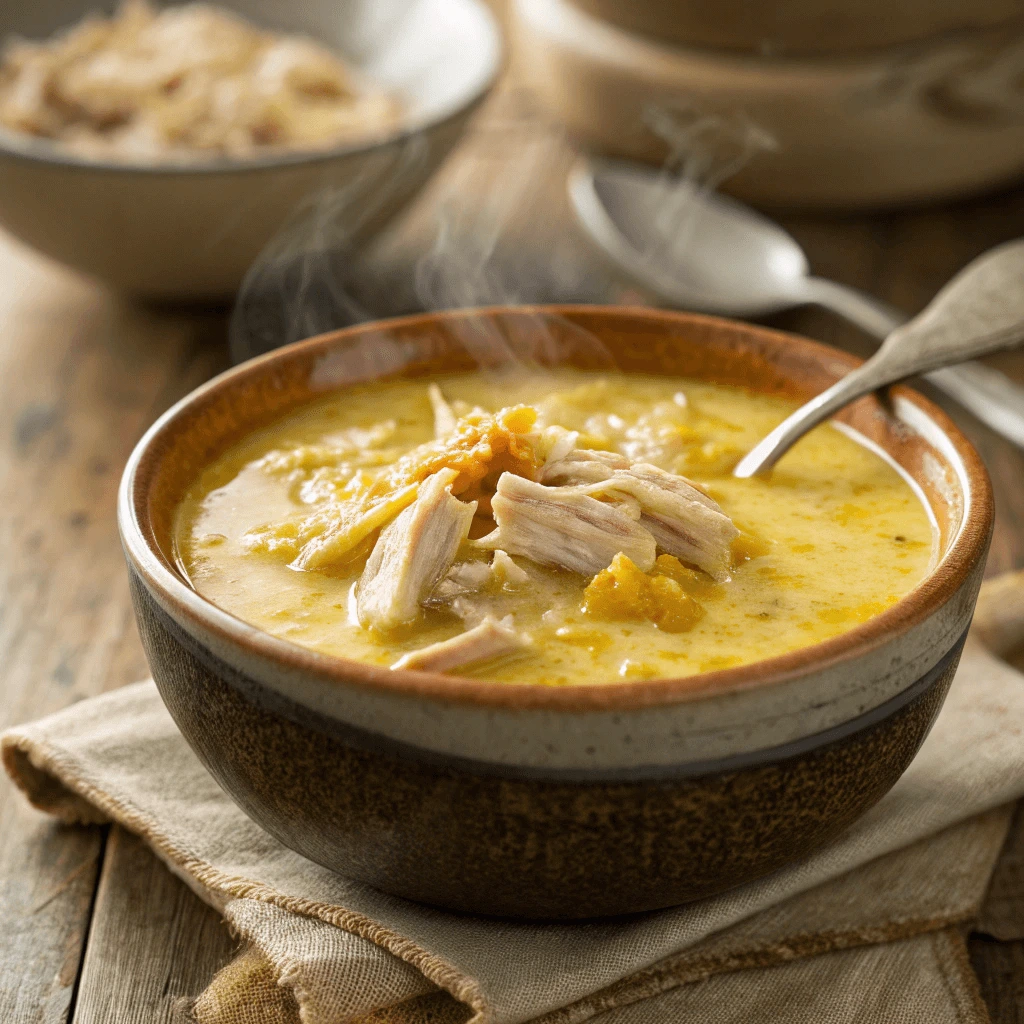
[0,0,402,162]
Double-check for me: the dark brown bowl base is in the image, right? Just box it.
[131,569,963,920]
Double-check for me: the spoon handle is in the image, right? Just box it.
[732,361,895,479]
[801,277,904,338]
[804,271,1024,449]
[735,239,1024,478]
[868,239,1024,374]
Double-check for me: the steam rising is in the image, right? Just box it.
[640,101,777,279]
[229,135,430,362]
[229,91,773,381]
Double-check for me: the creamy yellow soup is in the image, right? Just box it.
[175,371,937,684]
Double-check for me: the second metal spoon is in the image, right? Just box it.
[733,239,1024,477]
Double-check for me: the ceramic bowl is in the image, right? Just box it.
[510,0,1024,209]
[118,306,993,919]
[0,0,500,299]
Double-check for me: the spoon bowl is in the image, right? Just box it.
[569,157,810,318]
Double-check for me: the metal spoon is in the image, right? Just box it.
[733,238,1024,476]
[568,156,1024,449]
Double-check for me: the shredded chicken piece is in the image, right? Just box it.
[391,616,531,673]
[628,462,722,510]
[356,469,476,630]
[477,473,657,575]
[0,0,401,161]
[259,482,419,570]
[491,549,529,586]
[536,426,579,464]
[577,466,737,585]
[539,446,630,485]
[425,550,528,622]
[581,463,738,579]
[603,492,643,520]
[427,559,493,607]
[428,384,457,439]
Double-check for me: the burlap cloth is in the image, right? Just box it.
[5,573,1024,1024]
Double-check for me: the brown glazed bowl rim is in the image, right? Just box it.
[118,305,994,713]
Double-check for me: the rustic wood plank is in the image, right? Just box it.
[977,803,1024,940]
[969,937,1024,1024]
[969,802,1024,1024]
[0,234,229,1023]
[0,811,103,1024]
[72,827,235,1024]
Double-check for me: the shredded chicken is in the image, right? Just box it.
[491,549,529,586]
[534,425,579,465]
[424,550,528,630]
[427,558,493,607]
[582,463,737,579]
[539,446,629,486]
[281,483,419,571]
[356,469,476,630]
[0,0,402,161]
[477,473,657,575]
[627,462,723,511]
[391,615,531,673]
[505,437,735,577]
[256,404,539,570]
[640,513,734,580]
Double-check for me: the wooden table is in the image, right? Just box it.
[2,107,1024,1021]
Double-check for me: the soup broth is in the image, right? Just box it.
[175,370,937,684]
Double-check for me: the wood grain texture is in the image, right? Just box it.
[0,236,227,1023]
[73,826,235,1024]
[0,813,102,1024]
[977,804,1024,942]
[970,937,1024,1024]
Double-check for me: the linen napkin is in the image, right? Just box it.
[5,574,1024,1024]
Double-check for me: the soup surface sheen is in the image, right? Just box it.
[176,370,937,684]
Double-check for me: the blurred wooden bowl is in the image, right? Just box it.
[511,0,1024,210]
[565,0,1023,56]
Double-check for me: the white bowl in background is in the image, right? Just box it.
[0,0,502,299]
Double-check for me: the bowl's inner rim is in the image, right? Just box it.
[830,412,954,569]
[0,0,502,173]
[120,307,991,711]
